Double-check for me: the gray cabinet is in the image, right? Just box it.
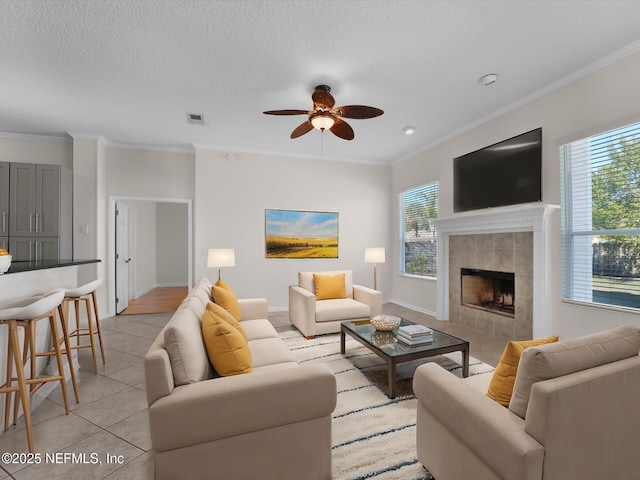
[9,236,58,261]
[0,237,7,251]
[9,163,35,236]
[35,165,60,237]
[9,163,60,237]
[0,162,9,235]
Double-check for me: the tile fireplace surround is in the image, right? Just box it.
[434,204,559,339]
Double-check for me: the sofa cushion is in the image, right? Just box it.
[249,337,297,368]
[241,319,280,341]
[206,302,247,340]
[510,326,640,418]
[486,336,559,408]
[202,309,253,376]
[313,273,347,300]
[212,279,242,320]
[164,308,212,385]
[315,298,370,323]
[299,270,354,299]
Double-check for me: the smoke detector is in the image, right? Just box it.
[478,74,499,86]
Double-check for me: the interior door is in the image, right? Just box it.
[115,202,130,314]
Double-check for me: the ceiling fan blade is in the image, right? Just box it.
[290,120,314,139]
[334,105,384,119]
[263,109,309,115]
[330,118,354,140]
[312,89,335,109]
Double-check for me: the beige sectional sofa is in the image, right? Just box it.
[414,326,640,480]
[145,278,337,480]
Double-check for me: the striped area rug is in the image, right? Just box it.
[280,330,494,480]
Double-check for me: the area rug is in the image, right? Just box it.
[280,330,495,480]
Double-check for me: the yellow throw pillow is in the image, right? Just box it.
[313,273,347,300]
[206,302,247,340]
[486,335,559,407]
[211,279,242,320]
[201,309,252,376]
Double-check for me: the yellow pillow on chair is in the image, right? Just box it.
[486,336,559,407]
[313,273,347,300]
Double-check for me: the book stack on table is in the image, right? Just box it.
[397,324,434,346]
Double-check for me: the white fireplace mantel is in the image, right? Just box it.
[434,203,560,338]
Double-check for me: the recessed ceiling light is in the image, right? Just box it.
[187,113,204,124]
[403,126,416,135]
[478,74,499,86]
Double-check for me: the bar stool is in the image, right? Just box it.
[0,290,70,453]
[58,279,105,374]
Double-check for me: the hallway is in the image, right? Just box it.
[120,287,188,315]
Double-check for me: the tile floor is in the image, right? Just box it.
[0,304,506,479]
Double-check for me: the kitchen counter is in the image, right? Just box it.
[3,258,100,274]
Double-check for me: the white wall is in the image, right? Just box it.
[103,145,194,314]
[194,149,391,309]
[391,50,640,338]
[156,202,188,286]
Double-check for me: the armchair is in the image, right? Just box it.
[289,270,382,338]
[413,326,640,480]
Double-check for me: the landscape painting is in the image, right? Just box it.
[265,209,339,258]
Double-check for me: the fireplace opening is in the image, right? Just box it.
[461,268,515,317]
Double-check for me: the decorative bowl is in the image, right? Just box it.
[371,314,401,331]
[371,330,395,346]
[0,254,12,274]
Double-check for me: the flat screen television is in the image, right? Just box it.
[453,128,542,213]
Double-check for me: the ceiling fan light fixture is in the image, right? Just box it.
[310,112,336,130]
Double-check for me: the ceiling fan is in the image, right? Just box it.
[263,85,383,140]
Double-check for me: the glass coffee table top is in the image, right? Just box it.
[341,318,467,357]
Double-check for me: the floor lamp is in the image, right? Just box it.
[207,248,236,281]
[364,247,385,291]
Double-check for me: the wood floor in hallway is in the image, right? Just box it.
[120,286,188,315]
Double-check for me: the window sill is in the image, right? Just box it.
[561,298,640,316]
[399,273,437,282]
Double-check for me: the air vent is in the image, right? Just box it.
[187,113,204,124]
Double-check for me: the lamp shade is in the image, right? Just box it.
[364,247,385,263]
[207,248,236,268]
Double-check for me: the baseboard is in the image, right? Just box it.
[386,299,441,320]
[134,282,188,299]
[269,302,440,319]
[134,284,156,299]
[155,282,189,288]
[268,306,289,313]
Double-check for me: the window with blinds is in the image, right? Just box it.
[399,182,438,277]
[560,121,640,311]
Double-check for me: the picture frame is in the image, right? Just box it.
[265,209,339,258]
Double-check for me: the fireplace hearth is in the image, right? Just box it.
[461,268,515,317]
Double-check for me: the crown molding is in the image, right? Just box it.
[393,38,640,166]
[0,131,71,143]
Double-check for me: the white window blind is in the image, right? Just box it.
[399,182,438,277]
[560,121,640,311]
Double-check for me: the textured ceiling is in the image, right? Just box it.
[1,1,640,164]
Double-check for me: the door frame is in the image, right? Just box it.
[108,195,193,317]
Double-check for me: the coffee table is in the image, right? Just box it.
[340,318,469,399]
